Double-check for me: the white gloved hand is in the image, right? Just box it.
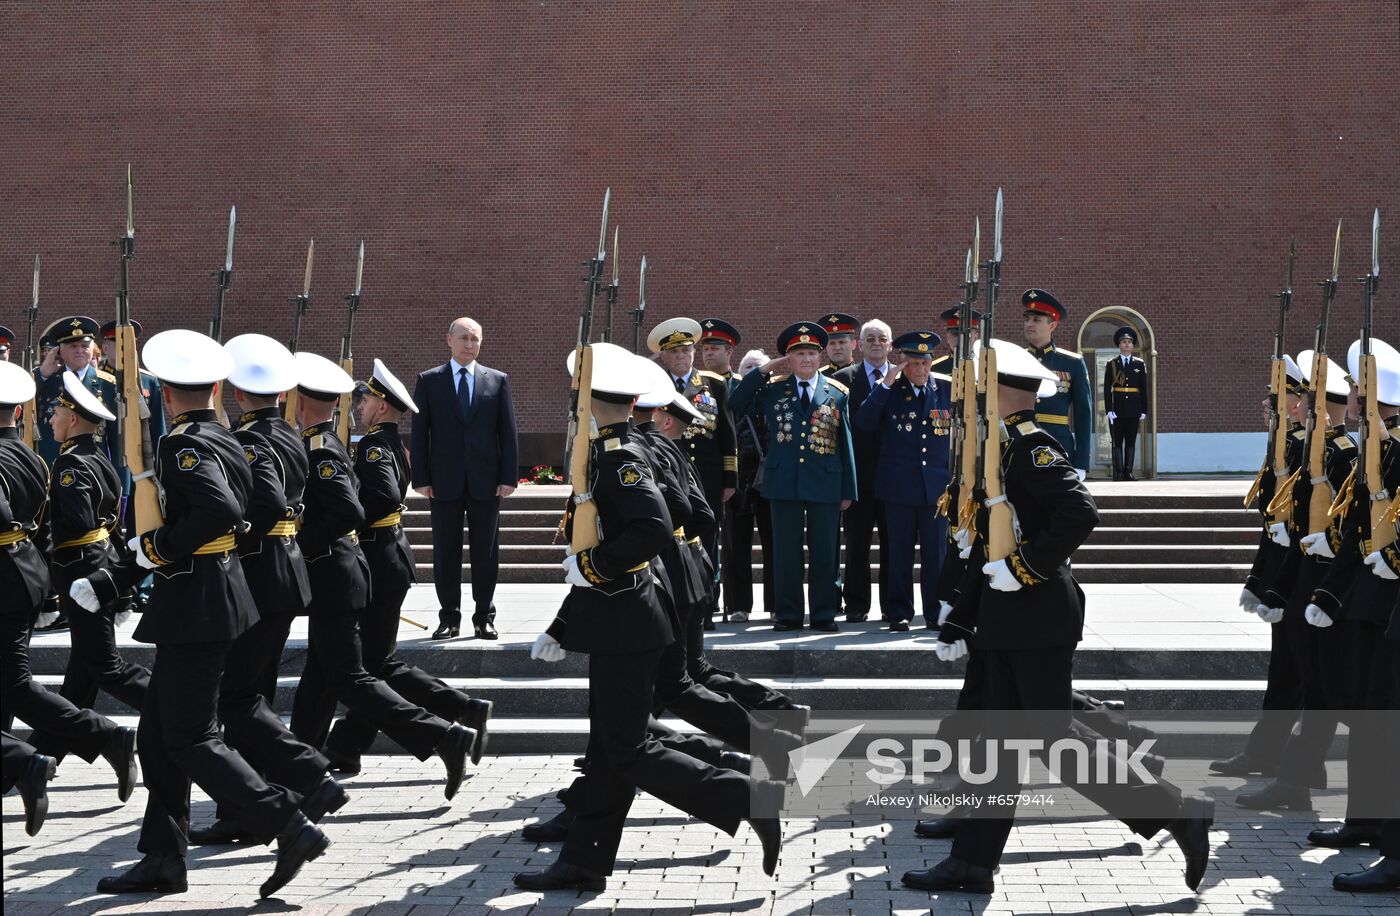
[958,543,972,560]
[954,526,973,553]
[1075,468,1087,482]
[983,559,1022,592]
[1304,604,1334,628]
[113,608,133,628]
[1268,522,1290,548]
[1239,587,1263,612]
[1363,550,1399,580]
[1107,411,1117,423]
[128,535,158,570]
[934,639,968,662]
[937,601,954,627]
[1139,413,1147,420]
[530,632,567,663]
[1300,531,1334,558]
[68,579,102,612]
[562,553,593,588]
[1256,604,1285,625]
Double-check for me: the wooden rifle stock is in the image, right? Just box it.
[116,324,163,533]
[1359,352,1396,551]
[568,345,599,553]
[1247,356,1291,517]
[283,388,300,426]
[954,355,979,537]
[1305,352,1332,534]
[979,347,1015,561]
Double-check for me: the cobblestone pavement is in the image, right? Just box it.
[5,754,1397,915]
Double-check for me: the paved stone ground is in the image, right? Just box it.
[5,753,1397,916]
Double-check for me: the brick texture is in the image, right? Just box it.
[2,2,1397,458]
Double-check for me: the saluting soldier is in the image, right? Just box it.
[1102,325,1150,480]
[322,359,492,771]
[649,317,737,627]
[818,311,859,375]
[180,334,346,847]
[515,344,782,893]
[854,331,952,632]
[286,351,477,794]
[1021,290,1092,478]
[30,372,150,740]
[96,329,329,899]
[730,322,856,632]
[32,316,118,469]
[919,341,1211,897]
[0,362,138,804]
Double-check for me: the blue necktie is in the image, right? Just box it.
[458,367,472,413]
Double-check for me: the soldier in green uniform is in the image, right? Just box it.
[699,318,742,388]
[730,322,856,632]
[929,305,981,377]
[648,317,737,627]
[1021,290,1092,478]
[818,311,859,376]
[32,316,118,470]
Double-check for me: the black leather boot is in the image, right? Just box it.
[522,808,576,842]
[1332,856,1400,892]
[901,855,995,893]
[1209,752,1276,777]
[189,818,258,846]
[300,774,350,823]
[459,697,493,765]
[436,723,476,801]
[1308,822,1381,848]
[17,753,56,837]
[97,853,188,894]
[1236,780,1311,811]
[102,725,139,803]
[514,860,607,891]
[260,811,330,898]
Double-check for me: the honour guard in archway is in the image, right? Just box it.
[1103,325,1149,480]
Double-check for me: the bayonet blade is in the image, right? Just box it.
[1372,208,1381,277]
[125,164,134,238]
[303,239,315,297]
[1285,237,1295,293]
[964,247,972,285]
[611,226,620,286]
[993,188,1003,262]
[972,217,980,270]
[31,254,40,308]
[225,205,237,271]
[354,241,364,296]
[638,255,648,311]
[597,188,612,261]
[1331,218,1342,281]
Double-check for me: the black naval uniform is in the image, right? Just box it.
[129,408,302,855]
[1,426,131,768]
[289,420,455,759]
[673,369,738,621]
[34,433,149,738]
[1102,352,1149,479]
[544,420,751,876]
[325,421,478,762]
[938,411,1191,872]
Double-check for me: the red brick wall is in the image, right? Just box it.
[3,1,1397,459]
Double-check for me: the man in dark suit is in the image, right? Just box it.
[411,317,519,640]
[1102,325,1150,480]
[834,319,892,622]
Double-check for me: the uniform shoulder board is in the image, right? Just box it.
[824,376,849,394]
[1056,346,1084,359]
[308,433,328,452]
[1291,428,1307,440]
[1016,421,1039,435]
[1030,443,1070,469]
[601,437,623,451]
[696,369,724,382]
[1335,436,1356,450]
[767,373,790,384]
[94,368,116,383]
[169,422,194,436]
[616,461,646,487]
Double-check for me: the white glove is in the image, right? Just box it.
[1364,550,1399,580]
[1239,587,1263,612]
[562,553,593,588]
[1304,603,1334,628]
[934,639,968,662]
[530,633,566,663]
[114,608,133,628]
[1256,604,1285,625]
[1075,468,1087,482]
[1300,531,1334,559]
[1268,522,1290,548]
[69,579,102,612]
[1139,413,1147,420]
[937,601,954,627]
[128,535,158,570]
[1107,411,1117,423]
[983,559,1022,592]
[958,543,972,560]
[954,527,973,553]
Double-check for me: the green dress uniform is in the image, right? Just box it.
[1027,342,1092,472]
[729,365,857,628]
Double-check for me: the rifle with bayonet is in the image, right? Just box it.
[1354,209,1393,551]
[632,255,647,355]
[111,164,163,536]
[603,227,619,343]
[336,241,363,447]
[1248,239,1295,516]
[939,246,977,537]
[1300,220,1343,536]
[283,239,314,424]
[563,189,611,552]
[21,255,39,449]
[208,205,236,424]
[976,190,1016,561]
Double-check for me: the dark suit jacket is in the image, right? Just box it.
[834,361,885,498]
[411,361,519,502]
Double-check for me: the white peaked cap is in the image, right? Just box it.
[973,339,1059,399]
[142,328,234,385]
[1296,350,1350,398]
[224,334,299,395]
[635,354,703,420]
[1282,353,1304,384]
[367,358,418,413]
[60,370,116,422]
[294,351,355,396]
[1347,338,1400,407]
[564,342,653,398]
[0,361,36,406]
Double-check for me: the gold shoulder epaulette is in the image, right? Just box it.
[825,377,849,394]
[94,368,116,383]
[696,369,724,382]
[169,422,194,436]
[1336,437,1356,450]
[767,374,790,384]
[309,433,328,451]
[1057,346,1083,359]
[602,437,622,451]
[1016,421,1038,434]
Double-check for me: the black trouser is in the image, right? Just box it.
[1,610,117,764]
[697,477,724,622]
[951,645,1183,870]
[137,642,300,857]
[52,599,150,716]
[1243,615,1303,760]
[327,547,469,759]
[722,493,773,616]
[217,610,328,801]
[2,730,41,791]
[429,495,500,628]
[1342,622,1399,825]
[290,603,450,760]
[1275,610,1353,788]
[841,496,888,619]
[561,647,750,876]
[1109,415,1140,477]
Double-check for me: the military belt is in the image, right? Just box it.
[369,511,402,529]
[0,529,30,547]
[1112,387,1140,393]
[193,533,237,555]
[1039,413,1070,425]
[57,528,110,549]
[267,520,299,537]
